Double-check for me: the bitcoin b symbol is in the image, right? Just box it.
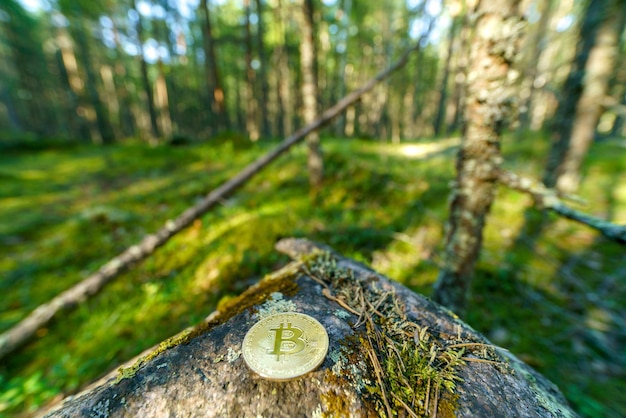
[269,321,306,360]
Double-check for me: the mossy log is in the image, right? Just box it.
[44,238,576,418]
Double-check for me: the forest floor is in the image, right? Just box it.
[0,133,625,417]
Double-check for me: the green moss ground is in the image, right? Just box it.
[0,134,624,417]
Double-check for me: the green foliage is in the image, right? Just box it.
[0,134,624,417]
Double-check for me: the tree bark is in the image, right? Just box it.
[432,0,524,316]
[0,42,425,361]
[43,239,576,418]
[543,0,626,192]
[300,0,323,189]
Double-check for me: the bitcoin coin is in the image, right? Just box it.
[242,312,329,380]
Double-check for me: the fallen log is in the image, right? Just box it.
[0,32,433,361]
[43,238,576,417]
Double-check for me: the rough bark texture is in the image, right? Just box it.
[433,0,525,315]
[43,239,576,418]
[0,42,424,361]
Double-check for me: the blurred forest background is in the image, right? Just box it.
[0,0,625,416]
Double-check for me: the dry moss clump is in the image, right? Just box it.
[303,252,506,417]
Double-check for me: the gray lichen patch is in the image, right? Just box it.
[226,347,241,363]
[90,399,110,418]
[256,292,298,319]
[329,345,370,393]
[506,355,576,418]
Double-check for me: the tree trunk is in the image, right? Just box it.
[244,0,260,141]
[132,0,160,140]
[518,0,554,132]
[300,0,323,189]
[433,16,459,137]
[254,0,271,138]
[54,27,90,140]
[543,0,625,191]
[433,0,524,316]
[545,0,626,192]
[200,0,229,132]
[333,0,352,137]
[447,14,471,135]
[71,19,115,144]
[44,239,576,418]
[273,0,293,137]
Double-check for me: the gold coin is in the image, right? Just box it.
[242,312,329,381]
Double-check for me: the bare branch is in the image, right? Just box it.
[498,169,626,244]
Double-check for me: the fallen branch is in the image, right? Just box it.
[0,35,431,361]
[498,169,626,244]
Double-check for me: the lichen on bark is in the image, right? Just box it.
[433,0,526,316]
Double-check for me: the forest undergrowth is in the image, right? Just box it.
[0,133,624,417]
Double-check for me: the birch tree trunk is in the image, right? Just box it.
[433,0,525,315]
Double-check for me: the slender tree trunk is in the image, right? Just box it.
[447,17,471,135]
[333,0,352,136]
[132,0,160,140]
[54,27,90,140]
[433,16,459,137]
[274,0,293,136]
[433,0,524,315]
[244,0,260,141]
[100,65,123,140]
[155,59,173,139]
[111,24,138,138]
[255,0,271,138]
[200,0,229,132]
[300,0,323,189]
[549,0,626,192]
[72,19,115,144]
[518,0,554,132]
[543,0,625,192]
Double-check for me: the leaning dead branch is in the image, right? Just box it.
[498,169,626,244]
[0,35,433,361]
